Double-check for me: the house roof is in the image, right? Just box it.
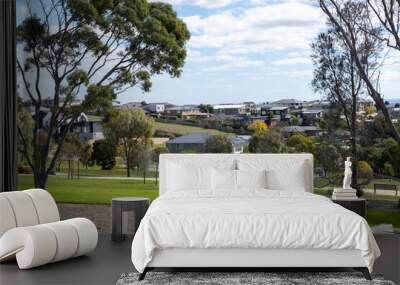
[213,104,245,109]
[270,106,289,111]
[272,99,303,104]
[167,133,213,144]
[302,109,323,114]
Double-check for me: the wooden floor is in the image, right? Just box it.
[1,233,398,285]
[0,235,134,285]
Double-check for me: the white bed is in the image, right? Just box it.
[131,154,380,280]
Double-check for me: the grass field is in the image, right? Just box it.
[18,175,159,204]
[367,210,400,228]
[154,121,227,136]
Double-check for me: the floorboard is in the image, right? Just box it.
[0,235,133,285]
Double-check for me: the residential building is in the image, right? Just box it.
[144,103,167,113]
[165,105,210,119]
[301,109,324,125]
[271,99,303,109]
[151,137,170,146]
[73,113,104,141]
[121,102,146,109]
[281,126,322,138]
[213,104,247,115]
[166,132,212,153]
[229,135,251,153]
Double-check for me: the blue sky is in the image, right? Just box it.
[118,0,400,105]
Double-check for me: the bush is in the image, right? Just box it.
[92,140,117,170]
[205,135,233,153]
[358,161,373,179]
[18,165,32,174]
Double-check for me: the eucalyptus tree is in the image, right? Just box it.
[311,25,371,188]
[319,0,400,143]
[17,0,190,188]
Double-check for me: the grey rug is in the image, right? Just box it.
[116,272,395,285]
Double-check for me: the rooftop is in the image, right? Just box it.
[167,132,213,144]
[213,104,246,109]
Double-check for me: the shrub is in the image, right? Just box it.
[92,140,117,170]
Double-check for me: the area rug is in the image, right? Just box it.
[116,272,395,285]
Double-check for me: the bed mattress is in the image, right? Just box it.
[131,190,380,273]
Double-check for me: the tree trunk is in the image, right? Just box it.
[34,171,48,189]
[143,171,146,184]
[127,158,131,177]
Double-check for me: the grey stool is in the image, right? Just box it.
[111,197,150,242]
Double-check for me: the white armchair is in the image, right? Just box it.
[0,189,98,269]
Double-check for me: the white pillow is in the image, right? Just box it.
[266,161,307,191]
[236,169,267,189]
[167,163,212,192]
[212,168,237,191]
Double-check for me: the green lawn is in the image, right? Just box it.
[154,121,227,136]
[18,175,159,204]
[367,210,400,228]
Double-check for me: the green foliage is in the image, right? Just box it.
[248,130,286,153]
[137,144,153,183]
[287,134,316,154]
[316,142,340,176]
[205,135,233,153]
[92,140,116,170]
[16,0,190,187]
[198,104,214,114]
[383,162,395,177]
[104,108,154,176]
[357,161,373,179]
[152,146,169,163]
[291,116,300,126]
[80,142,94,168]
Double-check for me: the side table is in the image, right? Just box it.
[112,197,150,242]
[332,198,366,218]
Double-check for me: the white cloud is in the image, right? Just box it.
[381,70,400,80]
[272,56,311,65]
[205,60,264,71]
[183,1,325,53]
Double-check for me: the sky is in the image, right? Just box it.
[118,0,400,105]
[16,0,400,105]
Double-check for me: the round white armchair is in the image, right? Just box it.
[0,189,98,269]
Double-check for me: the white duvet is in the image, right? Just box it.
[131,190,380,273]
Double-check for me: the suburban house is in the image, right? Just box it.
[271,99,303,109]
[150,137,170,146]
[165,105,210,119]
[121,101,147,110]
[166,133,251,153]
[213,104,247,115]
[144,103,167,113]
[229,135,251,153]
[281,126,322,138]
[301,109,324,125]
[166,132,212,153]
[73,113,105,141]
[260,104,289,121]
